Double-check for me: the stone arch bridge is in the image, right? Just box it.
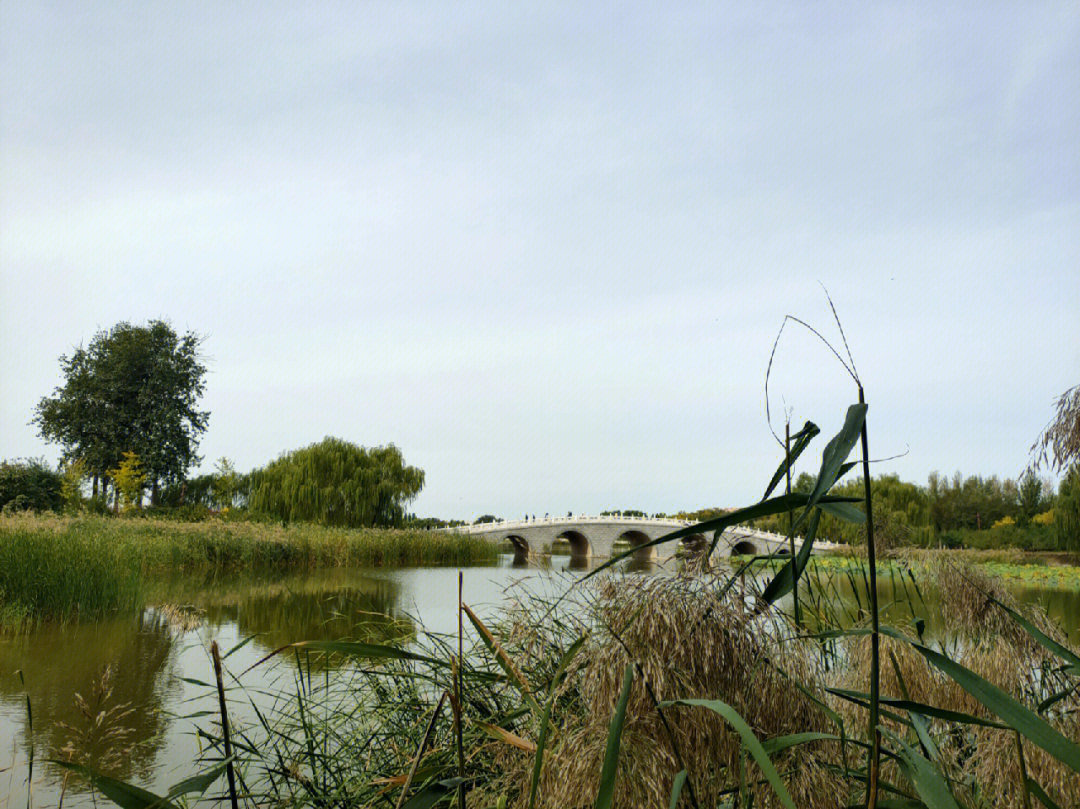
[444,515,841,561]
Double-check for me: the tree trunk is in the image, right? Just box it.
[92,475,99,499]
[151,477,159,506]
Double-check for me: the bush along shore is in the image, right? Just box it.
[35,399,1080,808]
[0,513,497,629]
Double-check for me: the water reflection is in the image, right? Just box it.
[0,610,176,784]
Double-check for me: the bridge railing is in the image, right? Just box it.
[442,516,844,547]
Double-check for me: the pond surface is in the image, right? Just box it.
[1,555,1078,808]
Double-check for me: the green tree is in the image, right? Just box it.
[1017,471,1045,526]
[0,459,64,513]
[1056,464,1080,552]
[248,438,424,528]
[34,321,208,505]
[211,457,240,510]
[109,451,147,512]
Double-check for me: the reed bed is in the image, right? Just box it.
[0,513,497,629]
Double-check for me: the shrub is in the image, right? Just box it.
[0,458,64,513]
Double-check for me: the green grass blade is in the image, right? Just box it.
[761,731,840,755]
[660,699,797,809]
[1025,777,1063,809]
[48,760,179,809]
[667,770,688,809]
[988,595,1080,670]
[794,403,866,532]
[758,508,820,608]
[461,602,542,716]
[401,777,468,809]
[891,739,962,809]
[529,636,586,809]
[881,627,1080,772]
[165,757,235,800]
[762,421,820,500]
[593,664,634,809]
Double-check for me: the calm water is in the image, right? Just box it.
[1,555,1077,808]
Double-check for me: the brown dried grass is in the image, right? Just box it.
[488,574,847,808]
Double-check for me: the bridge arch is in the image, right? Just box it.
[502,535,530,561]
[617,530,655,561]
[555,530,591,561]
[730,540,758,557]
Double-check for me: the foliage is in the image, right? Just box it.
[1032,382,1080,472]
[0,458,64,514]
[209,457,240,510]
[474,514,500,524]
[109,452,147,513]
[0,513,497,629]
[60,457,87,512]
[34,320,209,504]
[248,438,424,528]
[1057,464,1080,552]
[1017,471,1046,525]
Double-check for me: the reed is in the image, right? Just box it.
[0,513,497,629]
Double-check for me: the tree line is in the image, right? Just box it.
[7,321,425,528]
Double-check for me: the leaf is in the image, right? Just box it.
[578,492,861,583]
[817,501,866,523]
[475,720,536,752]
[881,626,1080,772]
[164,757,233,799]
[893,739,962,809]
[222,633,261,659]
[401,777,468,809]
[758,508,821,609]
[661,699,797,809]
[762,421,820,500]
[461,602,541,715]
[242,639,445,675]
[988,595,1080,670]
[668,770,688,809]
[49,760,178,809]
[761,731,840,756]
[793,403,867,534]
[529,636,586,809]
[594,664,634,809]
[1025,777,1064,809]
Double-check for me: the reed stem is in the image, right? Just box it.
[211,641,239,809]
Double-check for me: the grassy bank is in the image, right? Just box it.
[0,513,498,629]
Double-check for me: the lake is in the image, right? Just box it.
[1,554,1078,808]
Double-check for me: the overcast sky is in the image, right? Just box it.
[2,2,1078,520]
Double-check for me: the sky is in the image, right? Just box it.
[2,2,1078,520]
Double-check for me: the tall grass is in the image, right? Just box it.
[0,513,498,629]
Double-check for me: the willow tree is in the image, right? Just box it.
[248,438,424,528]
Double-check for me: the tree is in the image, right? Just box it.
[1031,383,1080,472]
[34,321,208,505]
[0,459,64,513]
[109,451,147,513]
[248,438,425,528]
[211,457,240,510]
[1056,464,1080,552]
[1017,471,1045,525]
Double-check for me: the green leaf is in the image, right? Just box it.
[242,639,446,675]
[660,699,797,809]
[578,492,861,583]
[48,760,178,809]
[401,777,468,809]
[881,627,1080,772]
[594,664,634,809]
[817,501,866,523]
[165,758,233,799]
[1026,777,1064,809]
[988,595,1080,670]
[668,770,688,809]
[758,508,821,608]
[529,636,586,809]
[893,739,962,809]
[761,731,840,756]
[762,421,819,500]
[793,403,867,533]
